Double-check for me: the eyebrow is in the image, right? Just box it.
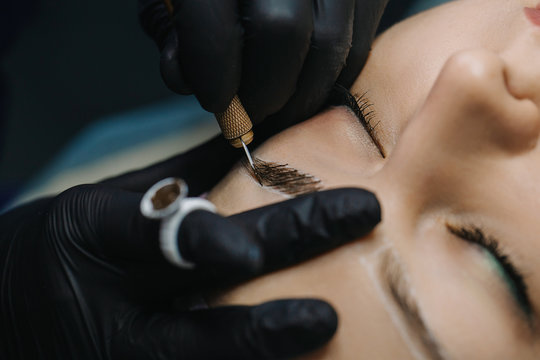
[243,157,323,196]
[381,251,448,360]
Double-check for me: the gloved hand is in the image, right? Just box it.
[139,0,389,136]
[0,148,381,360]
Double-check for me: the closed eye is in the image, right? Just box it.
[446,223,533,322]
[326,84,386,158]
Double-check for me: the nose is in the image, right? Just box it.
[375,48,540,219]
[418,48,540,154]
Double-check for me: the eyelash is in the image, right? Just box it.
[326,85,386,158]
[446,223,532,317]
[354,92,378,135]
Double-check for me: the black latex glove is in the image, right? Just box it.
[0,149,381,359]
[139,0,389,137]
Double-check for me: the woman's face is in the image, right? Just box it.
[207,0,540,358]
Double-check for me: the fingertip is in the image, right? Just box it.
[160,32,193,94]
[283,299,338,340]
[197,91,236,114]
[348,188,382,225]
[253,299,338,358]
[319,188,381,237]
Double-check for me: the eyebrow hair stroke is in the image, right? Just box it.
[382,251,448,360]
[244,158,323,197]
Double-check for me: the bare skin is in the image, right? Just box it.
[207,1,540,358]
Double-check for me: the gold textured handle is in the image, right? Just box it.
[163,0,253,148]
[215,96,254,147]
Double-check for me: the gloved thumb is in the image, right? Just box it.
[111,299,338,360]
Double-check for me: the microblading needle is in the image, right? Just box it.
[241,138,255,171]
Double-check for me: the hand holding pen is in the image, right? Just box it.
[139,0,389,141]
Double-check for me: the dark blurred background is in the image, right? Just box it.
[0,0,414,209]
[0,0,172,206]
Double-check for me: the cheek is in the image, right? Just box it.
[353,2,517,145]
[354,20,455,138]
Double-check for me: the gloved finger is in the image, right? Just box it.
[54,184,163,262]
[178,210,263,278]
[138,0,174,51]
[111,299,337,360]
[160,30,192,94]
[238,0,314,125]
[99,135,241,196]
[171,0,242,112]
[255,0,356,132]
[229,188,381,274]
[57,184,263,280]
[336,0,389,89]
[176,188,379,284]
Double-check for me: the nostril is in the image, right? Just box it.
[499,29,540,107]
[502,61,538,102]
